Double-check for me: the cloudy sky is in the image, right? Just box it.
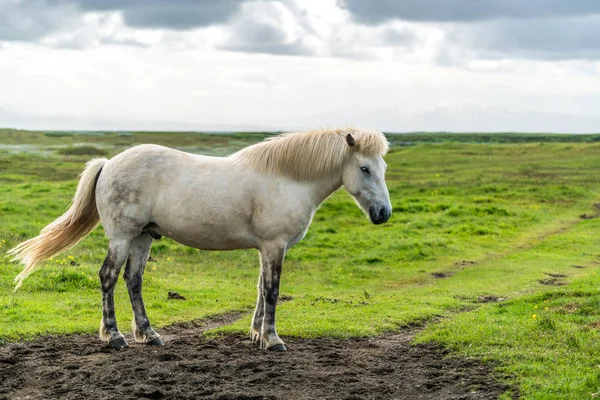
[1,0,600,132]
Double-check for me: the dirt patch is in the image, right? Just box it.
[311,297,368,306]
[538,278,566,286]
[588,321,600,330]
[477,295,506,303]
[560,303,581,314]
[454,260,476,267]
[431,271,455,279]
[544,273,567,278]
[0,315,514,400]
[167,292,187,301]
[580,203,600,219]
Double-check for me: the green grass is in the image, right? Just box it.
[386,131,600,145]
[3,130,600,397]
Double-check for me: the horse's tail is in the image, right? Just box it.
[9,158,108,291]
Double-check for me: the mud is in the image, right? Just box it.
[543,273,567,278]
[476,295,505,304]
[454,260,476,267]
[0,314,514,400]
[431,271,455,279]
[538,278,566,286]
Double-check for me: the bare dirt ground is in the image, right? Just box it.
[0,313,514,400]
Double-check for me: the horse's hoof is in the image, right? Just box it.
[108,337,129,349]
[147,337,164,346]
[267,343,286,352]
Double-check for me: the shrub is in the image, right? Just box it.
[57,146,108,156]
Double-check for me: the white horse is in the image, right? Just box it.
[9,128,392,351]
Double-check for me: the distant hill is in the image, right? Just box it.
[0,106,280,132]
[281,104,600,134]
[2,104,600,133]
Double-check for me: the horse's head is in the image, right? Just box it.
[342,132,392,225]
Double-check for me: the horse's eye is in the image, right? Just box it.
[360,166,370,174]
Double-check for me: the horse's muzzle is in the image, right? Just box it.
[369,206,391,225]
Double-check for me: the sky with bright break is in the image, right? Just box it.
[1,0,600,132]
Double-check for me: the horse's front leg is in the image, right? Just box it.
[256,244,286,351]
[250,273,263,341]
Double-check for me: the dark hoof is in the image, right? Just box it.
[268,344,286,352]
[147,337,164,346]
[108,337,129,349]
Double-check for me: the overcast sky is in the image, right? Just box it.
[1,0,600,132]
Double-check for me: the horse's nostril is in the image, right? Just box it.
[378,208,391,223]
[368,206,391,224]
[369,207,377,221]
[369,207,390,224]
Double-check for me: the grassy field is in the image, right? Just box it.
[2,129,600,398]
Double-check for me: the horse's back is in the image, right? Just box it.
[95,144,259,248]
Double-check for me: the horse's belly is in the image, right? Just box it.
[158,222,257,251]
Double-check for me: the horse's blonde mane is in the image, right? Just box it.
[230,128,389,180]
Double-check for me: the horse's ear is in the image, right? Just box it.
[346,133,356,147]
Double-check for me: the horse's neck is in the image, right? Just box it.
[308,174,344,207]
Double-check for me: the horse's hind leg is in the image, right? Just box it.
[124,233,163,346]
[99,239,130,349]
[257,243,287,351]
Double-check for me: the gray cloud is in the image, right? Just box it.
[340,0,600,61]
[379,26,417,47]
[4,0,599,61]
[0,0,78,41]
[46,35,150,50]
[51,0,248,30]
[340,0,600,24]
[452,16,600,60]
[0,0,250,46]
[0,0,248,42]
[219,1,315,56]
[221,23,310,56]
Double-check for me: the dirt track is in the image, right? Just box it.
[0,314,513,400]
